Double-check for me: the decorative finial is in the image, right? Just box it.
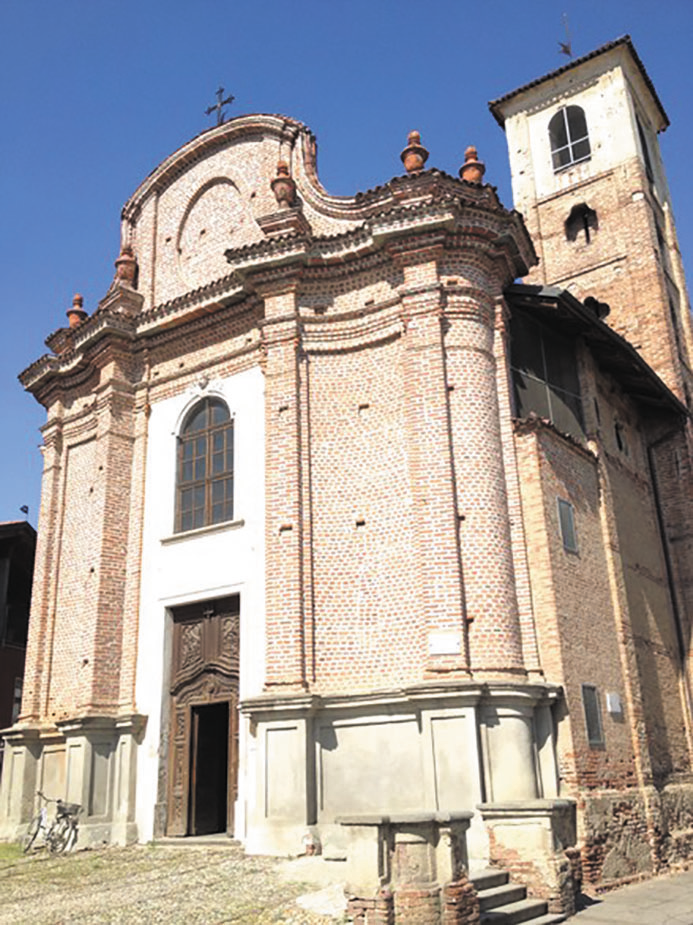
[270,160,296,208]
[400,131,429,175]
[459,146,486,185]
[114,243,137,287]
[66,293,88,329]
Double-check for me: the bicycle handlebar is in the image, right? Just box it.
[35,790,81,814]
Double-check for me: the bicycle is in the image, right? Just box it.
[21,790,81,855]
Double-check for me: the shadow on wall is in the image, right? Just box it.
[610,461,687,787]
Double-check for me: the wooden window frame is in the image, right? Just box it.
[175,398,234,534]
[549,106,591,172]
[581,683,605,747]
[557,497,579,554]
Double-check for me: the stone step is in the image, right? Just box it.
[480,897,549,925]
[478,882,528,911]
[521,915,567,925]
[154,835,241,848]
[472,868,510,891]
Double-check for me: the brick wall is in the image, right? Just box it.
[523,158,685,398]
[13,99,693,882]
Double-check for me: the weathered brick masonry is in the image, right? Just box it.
[491,35,693,889]
[2,36,693,918]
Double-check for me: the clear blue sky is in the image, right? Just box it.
[1,0,692,525]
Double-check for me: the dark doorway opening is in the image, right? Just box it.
[165,595,240,838]
[189,701,229,835]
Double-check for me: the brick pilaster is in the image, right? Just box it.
[85,373,136,712]
[493,297,542,675]
[445,279,525,676]
[19,417,63,723]
[255,271,308,690]
[396,244,468,675]
[118,383,150,711]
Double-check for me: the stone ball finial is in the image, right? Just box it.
[115,243,138,286]
[271,160,296,208]
[459,145,486,184]
[66,292,88,329]
[401,130,429,175]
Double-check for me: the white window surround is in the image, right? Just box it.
[161,517,245,545]
[135,365,266,844]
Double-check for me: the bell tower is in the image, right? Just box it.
[490,36,693,402]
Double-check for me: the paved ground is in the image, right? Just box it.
[568,870,693,924]
[0,841,344,924]
[3,838,693,924]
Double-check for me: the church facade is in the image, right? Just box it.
[2,36,693,897]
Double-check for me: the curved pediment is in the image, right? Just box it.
[121,114,370,309]
[123,115,312,214]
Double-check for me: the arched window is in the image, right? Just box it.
[549,106,591,172]
[175,397,234,533]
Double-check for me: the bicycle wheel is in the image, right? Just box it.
[47,817,72,855]
[21,813,42,853]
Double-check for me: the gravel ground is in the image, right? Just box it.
[0,843,346,924]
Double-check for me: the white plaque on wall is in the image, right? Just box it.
[428,631,462,656]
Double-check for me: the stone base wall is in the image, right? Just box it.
[0,715,144,848]
[241,681,560,861]
[579,788,653,885]
[659,781,693,868]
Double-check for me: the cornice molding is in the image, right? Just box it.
[22,194,535,397]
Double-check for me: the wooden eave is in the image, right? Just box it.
[0,521,36,545]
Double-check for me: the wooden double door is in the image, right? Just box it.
[166,596,240,836]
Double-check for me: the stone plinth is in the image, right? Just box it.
[478,799,579,916]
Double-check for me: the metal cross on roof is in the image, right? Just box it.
[558,13,573,58]
[205,87,235,126]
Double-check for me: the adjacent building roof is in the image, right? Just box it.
[505,284,687,418]
[489,35,669,130]
[0,521,35,533]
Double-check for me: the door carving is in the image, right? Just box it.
[166,595,240,836]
